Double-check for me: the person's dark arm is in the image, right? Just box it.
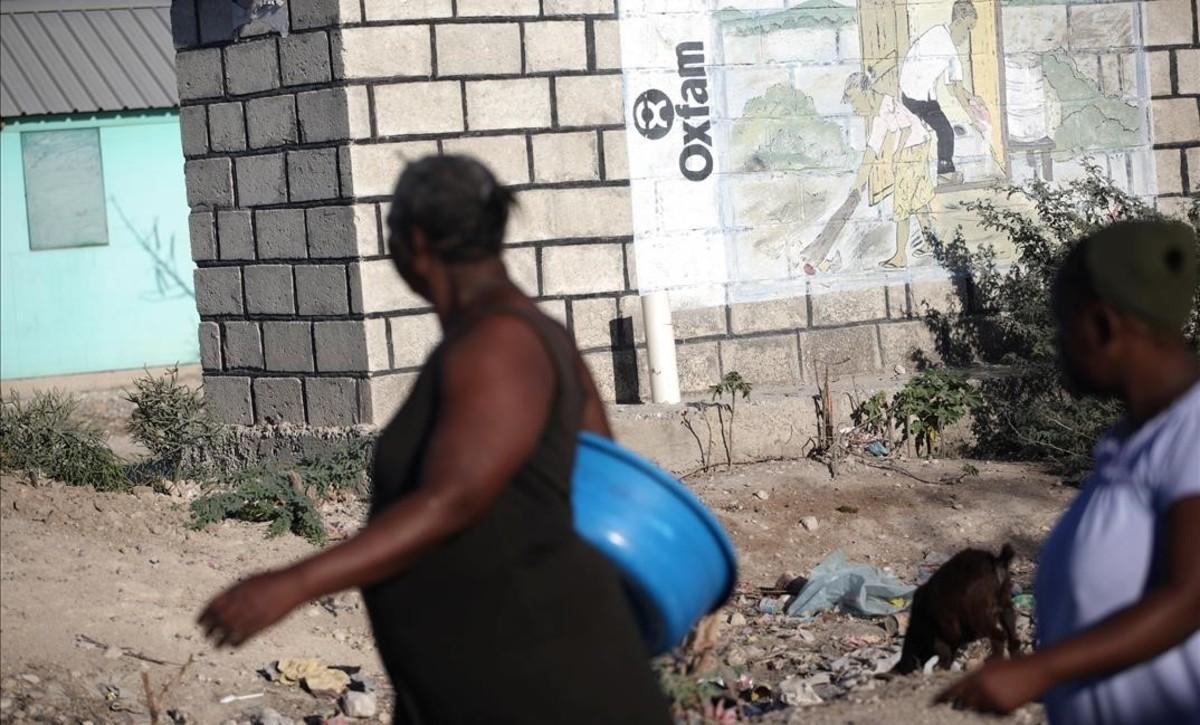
[937,496,1200,714]
[199,316,554,646]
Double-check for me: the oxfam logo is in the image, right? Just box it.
[628,42,713,182]
[632,89,674,140]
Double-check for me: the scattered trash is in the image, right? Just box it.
[727,612,747,627]
[786,550,915,618]
[835,505,859,514]
[1012,593,1035,612]
[865,441,889,457]
[219,693,264,705]
[758,596,787,615]
[799,516,819,532]
[272,658,352,699]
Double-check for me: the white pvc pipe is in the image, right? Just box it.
[641,291,681,404]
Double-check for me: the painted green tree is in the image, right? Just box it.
[732,84,850,172]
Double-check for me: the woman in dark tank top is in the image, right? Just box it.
[198,155,671,724]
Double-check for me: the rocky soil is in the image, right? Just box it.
[1,455,1073,724]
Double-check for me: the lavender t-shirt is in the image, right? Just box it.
[1035,381,1200,725]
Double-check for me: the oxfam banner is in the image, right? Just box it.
[619,0,1156,309]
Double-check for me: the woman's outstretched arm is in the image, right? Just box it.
[199,315,554,647]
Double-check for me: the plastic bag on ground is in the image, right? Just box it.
[785,549,915,618]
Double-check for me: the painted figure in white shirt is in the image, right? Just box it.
[898,0,990,182]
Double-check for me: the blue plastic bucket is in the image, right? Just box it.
[571,432,738,654]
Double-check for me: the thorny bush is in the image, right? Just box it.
[3,369,373,545]
[124,366,224,481]
[0,390,130,491]
[924,161,1200,475]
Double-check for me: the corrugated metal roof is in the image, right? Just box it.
[1,0,178,118]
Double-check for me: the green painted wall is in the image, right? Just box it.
[1,112,199,380]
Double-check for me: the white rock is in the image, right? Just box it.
[800,516,819,532]
[341,690,378,718]
[873,652,902,674]
[754,490,769,501]
[253,708,294,725]
[778,676,822,706]
[727,612,747,627]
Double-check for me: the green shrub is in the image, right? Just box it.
[124,367,224,480]
[0,390,129,491]
[891,369,982,458]
[190,467,327,544]
[294,440,373,498]
[189,444,369,544]
[924,162,1200,474]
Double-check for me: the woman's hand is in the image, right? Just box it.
[934,657,1050,715]
[936,499,1200,716]
[198,569,306,648]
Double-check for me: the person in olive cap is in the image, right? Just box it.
[939,219,1200,723]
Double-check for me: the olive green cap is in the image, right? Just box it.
[1084,219,1197,333]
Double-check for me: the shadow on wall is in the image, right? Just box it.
[609,317,642,404]
[111,200,195,302]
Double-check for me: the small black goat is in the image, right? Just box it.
[893,544,1021,674]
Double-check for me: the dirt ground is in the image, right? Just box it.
[0,447,1075,724]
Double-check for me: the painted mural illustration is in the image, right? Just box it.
[619,0,1156,309]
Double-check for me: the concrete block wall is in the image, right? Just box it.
[175,0,1199,427]
[175,0,386,427]
[1144,0,1200,211]
[173,0,633,425]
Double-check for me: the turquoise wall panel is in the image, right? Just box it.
[1,112,199,379]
